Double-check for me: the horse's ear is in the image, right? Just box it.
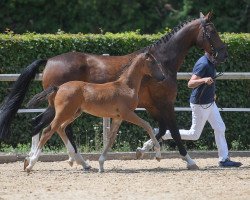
[200,12,205,18]
[205,12,213,21]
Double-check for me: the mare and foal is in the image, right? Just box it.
[24,52,165,172]
[0,13,227,172]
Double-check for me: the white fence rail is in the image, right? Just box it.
[1,72,250,147]
[1,72,250,81]
[1,72,250,113]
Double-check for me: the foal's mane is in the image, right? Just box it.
[117,54,143,79]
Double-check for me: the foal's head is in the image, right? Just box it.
[137,52,166,81]
[196,12,228,64]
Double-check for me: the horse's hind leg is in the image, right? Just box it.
[64,124,79,166]
[24,125,56,172]
[29,106,55,157]
[99,119,122,173]
[57,123,91,171]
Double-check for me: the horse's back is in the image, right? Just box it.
[42,51,137,89]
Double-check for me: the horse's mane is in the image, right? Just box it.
[117,18,197,78]
[144,18,196,51]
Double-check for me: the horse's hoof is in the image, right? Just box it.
[25,167,31,173]
[136,148,144,159]
[155,157,161,162]
[98,168,104,173]
[83,165,91,172]
[187,163,199,170]
[24,158,29,170]
[66,160,74,167]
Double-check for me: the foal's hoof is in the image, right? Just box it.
[23,158,29,170]
[187,163,199,170]
[136,148,144,159]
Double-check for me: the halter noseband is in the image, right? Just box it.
[200,18,226,60]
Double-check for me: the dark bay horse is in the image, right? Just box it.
[24,52,164,172]
[0,12,227,169]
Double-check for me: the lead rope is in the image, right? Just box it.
[197,71,224,109]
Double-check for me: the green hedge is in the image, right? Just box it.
[0,32,249,151]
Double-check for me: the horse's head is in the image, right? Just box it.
[142,51,166,81]
[196,12,228,64]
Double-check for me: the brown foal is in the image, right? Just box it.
[24,52,165,173]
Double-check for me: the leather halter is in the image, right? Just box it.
[146,52,168,79]
[200,18,226,61]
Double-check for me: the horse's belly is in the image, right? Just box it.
[81,104,120,119]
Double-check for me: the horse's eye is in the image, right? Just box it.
[210,30,216,34]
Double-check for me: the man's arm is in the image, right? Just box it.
[188,74,214,89]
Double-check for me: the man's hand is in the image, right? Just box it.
[188,75,214,88]
[203,77,214,85]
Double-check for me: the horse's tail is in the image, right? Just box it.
[0,59,47,139]
[27,86,58,108]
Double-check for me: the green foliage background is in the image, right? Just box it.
[0,32,249,152]
[0,0,249,34]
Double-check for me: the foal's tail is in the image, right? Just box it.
[27,86,58,108]
[0,59,47,139]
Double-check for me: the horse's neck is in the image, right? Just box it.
[118,63,144,92]
[155,19,200,73]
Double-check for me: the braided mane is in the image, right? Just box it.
[144,18,196,51]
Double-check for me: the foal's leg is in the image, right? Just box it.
[99,119,122,173]
[57,123,91,171]
[24,125,56,172]
[124,111,161,160]
[29,107,76,164]
[136,106,164,158]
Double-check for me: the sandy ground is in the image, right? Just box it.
[0,157,249,200]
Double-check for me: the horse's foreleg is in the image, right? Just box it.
[162,106,198,169]
[99,119,122,173]
[125,112,161,160]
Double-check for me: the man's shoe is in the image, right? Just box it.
[219,158,242,167]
